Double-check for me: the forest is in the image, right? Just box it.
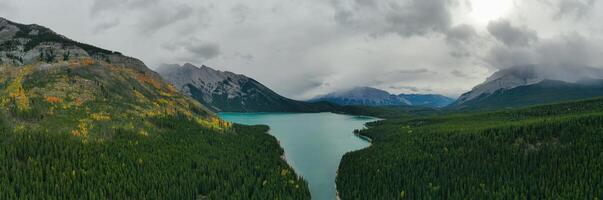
[0,59,310,199]
[0,115,310,199]
[337,98,603,199]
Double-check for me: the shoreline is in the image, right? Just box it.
[353,132,373,143]
[224,113,377,200]
[335,122,377,200]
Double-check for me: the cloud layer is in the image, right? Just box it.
[3,0,603,99]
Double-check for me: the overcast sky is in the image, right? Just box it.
[2,0,602,99]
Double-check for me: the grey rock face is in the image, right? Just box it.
[455,65,543,105]
[312,87,410,106]
[156,63,337,112]
[451,65,603,108]
[0,17,156,76]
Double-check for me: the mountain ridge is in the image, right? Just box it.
[157,63,340,112]
[450,65,603,109]
[311,86,454,108]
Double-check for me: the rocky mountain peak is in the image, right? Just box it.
[157,63,334,112]
[455,65,543,104]
[0,17,159,79]
[453,65,603,106]
[312,87,410,106]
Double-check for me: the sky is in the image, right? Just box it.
[1,0,602,99]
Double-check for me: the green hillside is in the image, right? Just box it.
[337,98,603,199]
[450,80,603,110]
[0,18,309,199]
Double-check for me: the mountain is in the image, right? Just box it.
[311,87,409,106]
[399,94,455,108]
[450,65,603,109]
[156,63,339,112]
[0,17,215,129]
[311,87,454,108]
[0,18,309,198]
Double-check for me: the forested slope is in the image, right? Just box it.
[337,98,603,199]
[0,18,309,199]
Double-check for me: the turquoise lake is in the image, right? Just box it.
[219,112,376,200]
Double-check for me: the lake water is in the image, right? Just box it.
[219,112,376,200]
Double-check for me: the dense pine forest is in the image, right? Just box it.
[337,98,603,199]
[0,119,310,199]
[0,62,311,199]
[0,17,311,198]
[0,18,310,199]
[0,60,310,199]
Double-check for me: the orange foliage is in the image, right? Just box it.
[81,58,96,66]
[45,96,63,104]
[210,117,232,128]
[71,130,81,137]
[74,98,84,106]
[136,73,162,90]
[68,59,80,68]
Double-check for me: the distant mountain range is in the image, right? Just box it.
[157,63,339,112]
[310,87,455,108]
[156,62,603,112]
[450,65,603,109]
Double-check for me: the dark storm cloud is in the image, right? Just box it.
[332,0,455,37]
[397,69,431,74]
[333,9,354,25]
[353,0,377,8]
[487,20,538,47]
[138,5,194,35]
[451,70,470,78]
[486,33,603,71]
[186,43,222,61]
[162,38,222,63]
[93,19,120,32]
[445,24,477,44]
[535,34,602,68]
[90,0,199,35]
[554,0,596,20]
[384,0,452,37]
[234,53,254,63]
[90,0,159,16]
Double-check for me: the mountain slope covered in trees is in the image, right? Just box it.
[0,17,309,199]
[450,65,603,110]
[450,80,603,110]
[337,97,603,199]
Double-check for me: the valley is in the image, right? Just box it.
[4,0,603,198]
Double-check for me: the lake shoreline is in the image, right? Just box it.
[220,112,376,200]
